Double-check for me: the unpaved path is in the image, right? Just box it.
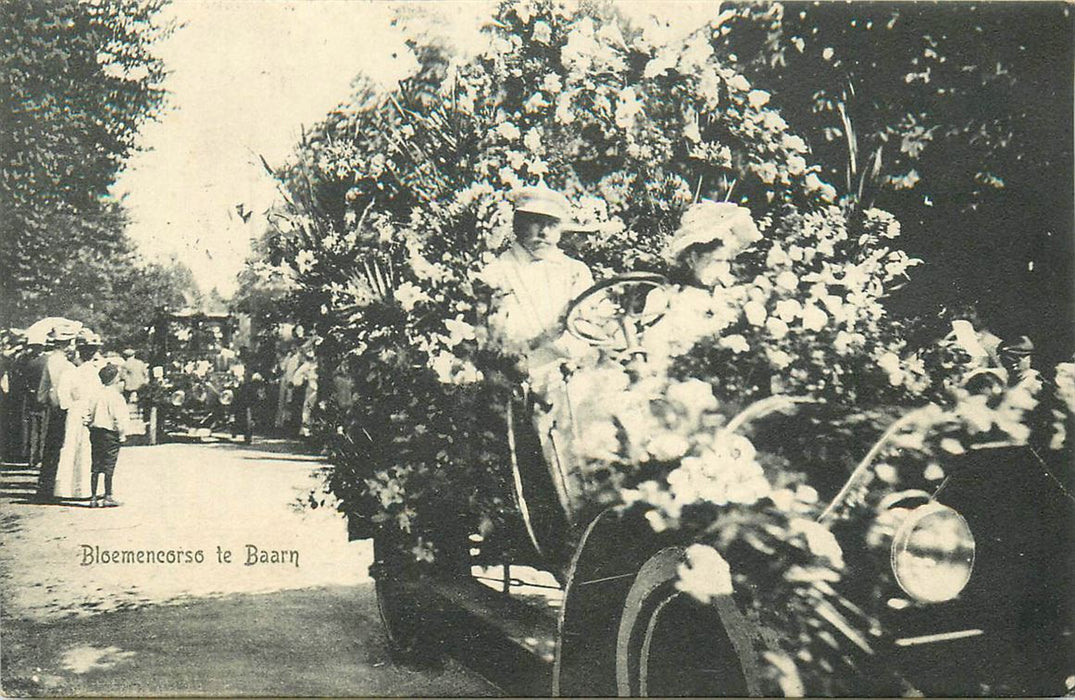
[0,439,497,696]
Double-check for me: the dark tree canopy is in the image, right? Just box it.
[718,2,1074,363]
[0,0,179,334]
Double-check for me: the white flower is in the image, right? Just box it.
[615,87,643,129]
[523,127,543,153]
[1056,362,1075,413]
[761,110,787,133]
[877,352,901,374]
[924,463,946,481]
[527,159,550,176]
[393,281,428,312]
[800,303,829,332]
[496,121,521,140]
[666,378,718,417]
[676,544,733,604]
[698,68,720,106]
[775,271,799,291]
[523,92,548,113]
[782,133,808,153]
[940,437,965,455]
[767,347,793,369]
[833,330,864,355]
[555,91,575,124]
[753,161,778,184]
[804,172,838,201]
[726,74,750,92]
[430,351,454,383]
[721,334,749,353]
[498,166,521,188]
[443,318,476,347]
[787,154,807,176]
[743,300,768,326]
[877,351,905,386]
[576,419,621,461]
[541,73,563,94]
[747,89,771,109]
[775,298,802,321]
[766,244,790,267]
[643,50,677,79]
[683,119,702,143]
[766,316,789,339]
[295,249,316,274]
[453,360,483,385]
[647,432,691,462]
[505,150,526,169]
[531,20,552,45]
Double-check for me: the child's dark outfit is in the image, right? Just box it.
[89,381,127,506]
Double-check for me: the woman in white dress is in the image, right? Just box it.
[53,339,103,500]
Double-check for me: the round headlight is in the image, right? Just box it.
[169,389,186,407]
[891,502,975,603]
[219,388,234,406]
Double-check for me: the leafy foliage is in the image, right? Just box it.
[1,0,182,339]
[714,3,1074,361]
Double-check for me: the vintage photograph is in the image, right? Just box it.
[2,0,1073,696]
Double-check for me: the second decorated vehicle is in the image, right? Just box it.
[145,310,250,441]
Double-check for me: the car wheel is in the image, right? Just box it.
[616,546,761,697]
[372,529,443,666]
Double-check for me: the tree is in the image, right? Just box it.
[95,256,201,351]
[715,2,1074,362]
[0,0,170,327]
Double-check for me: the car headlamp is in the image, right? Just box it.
[218,389,234,406]
[891,502,975,603]
[169,389,186,407]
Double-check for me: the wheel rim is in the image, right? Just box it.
[636,587,747,696]
[616,547,759,697]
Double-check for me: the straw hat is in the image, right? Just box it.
[76,328,103,347]
[665,201,761,261]
[47,323,81,343]
[513,185,573,221]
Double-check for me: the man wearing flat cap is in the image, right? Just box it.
[482,185,595,370]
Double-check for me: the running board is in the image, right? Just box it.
[432,576,559,661]
[424,576,559,694]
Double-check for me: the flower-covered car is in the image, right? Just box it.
[255,1,1073,694]
[145,311,249,439]
[367,269,1073,697]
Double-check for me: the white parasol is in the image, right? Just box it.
[24,317,83,345]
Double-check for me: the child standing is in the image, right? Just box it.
[88,364,128,507]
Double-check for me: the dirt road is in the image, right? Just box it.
[0,439,497,696]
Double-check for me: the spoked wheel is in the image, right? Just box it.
[372,530,441,665]
[616,547,762,697]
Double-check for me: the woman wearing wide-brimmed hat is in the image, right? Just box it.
[53,329,104,500]
[664,200,762,287]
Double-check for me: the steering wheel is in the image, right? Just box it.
[563,272,669,351]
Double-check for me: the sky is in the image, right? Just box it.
[112,1,717,297]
